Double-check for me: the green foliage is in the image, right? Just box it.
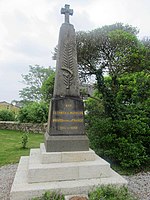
[107,30,144,74]
[41,72,55,103]
[32,191,65,200]
[117,71,150,104]
[88,185,137,200]
[114,136,147,168]
[31,187,136,200]
[86,71,150,169]
[85,92,104,119]
[0,109,16,121]
[21,133,28,149]
[18,102,48,123]
[86,116,114,159]
[141,37,150,70]
[76,23,145,82]
[19,65,54,102]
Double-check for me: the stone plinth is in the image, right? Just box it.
[45,97,89,152]
[10,143,127,200]
[45,132,89,152]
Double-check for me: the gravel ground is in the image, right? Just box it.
[0,164,149,200]
[123,172,150,200]
[0,164,18,200]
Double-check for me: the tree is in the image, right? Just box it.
[141,37,150,71]
[41,72,55,103]
[19,65,54,102]
[76,23,146,80]
[76,23,150,118]
[75,23,150,169]
[53,23,148,80]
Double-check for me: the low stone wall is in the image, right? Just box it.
[0,121,47,134]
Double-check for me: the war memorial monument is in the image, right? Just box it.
[10,5,127,200]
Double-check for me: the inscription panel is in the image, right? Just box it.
[48,97,85,135]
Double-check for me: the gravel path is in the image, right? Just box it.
[0,164,149,200]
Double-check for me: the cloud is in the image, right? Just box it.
[72,10,95,31]
[0,61,25,102]
[7,36,49,57]
[0,0,150,102]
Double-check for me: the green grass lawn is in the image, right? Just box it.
[0,129,44,166]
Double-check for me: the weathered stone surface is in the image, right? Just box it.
[10,148,127,200]
[40,143,95,164]
[45,132,89,152]
[47,97,85,135]
[61,4,73,24]
[28,149,111,183]
[0,121,46,134]
[53,22,79,97]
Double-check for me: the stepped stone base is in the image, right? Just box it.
[10,143,127,200]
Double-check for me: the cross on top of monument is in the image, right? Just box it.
[61,4,73,24]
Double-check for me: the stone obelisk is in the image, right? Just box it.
[45,4,89,152]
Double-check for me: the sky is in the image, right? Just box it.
[0,0,150,103]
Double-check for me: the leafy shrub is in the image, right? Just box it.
[0,109,15,121]
[32,191,65,200]
[18,102,48,123]
[87,117,114,157]
[86,104,149,169]
[86,71,150,169]
[21,133,28,149]
[88,185,137,200]
[114,137,148,168]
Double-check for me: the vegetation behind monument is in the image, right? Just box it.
[18,64,55,123]
[19,64,55,103]
[86,71,150,169]
[78,23,150,170]
[18,23,150,169]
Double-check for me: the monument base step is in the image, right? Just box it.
[40,143,96,164]
[10,154,127,200]
[28,148,111,183]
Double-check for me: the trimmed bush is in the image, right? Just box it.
[21,133,28,149]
